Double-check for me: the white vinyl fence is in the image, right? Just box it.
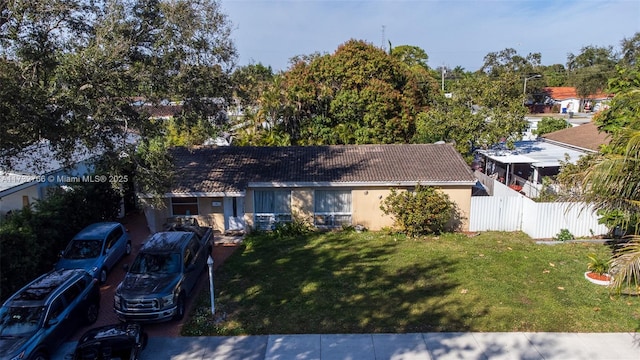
[469,181,609,239]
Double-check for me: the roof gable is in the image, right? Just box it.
[169,144,476,194]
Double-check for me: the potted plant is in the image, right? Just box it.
[585,253,612,285]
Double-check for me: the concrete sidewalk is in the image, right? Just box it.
[53,332,639,359]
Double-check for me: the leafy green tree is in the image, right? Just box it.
[390,45,429,69]
[231,63,274,112]
[129,136,175,207]
[0,59,50,158]
[246,40,438,146]
[413,72,528,158]
[380,185,461,236]
[540,64,568,87]
[480,48,542,77]
[0,0,236,169]
[567,45,618,97]
[534,117,571,136]
[620,32,640,68]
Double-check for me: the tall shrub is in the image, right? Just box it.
[380,184,461,237]
[0,180,121,301]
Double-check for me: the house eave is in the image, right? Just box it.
[137,191,246,198]
[541,138,599,154]
[248,181,476,188]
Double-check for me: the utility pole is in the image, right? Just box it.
[441,67,446,92]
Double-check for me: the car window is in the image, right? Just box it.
[106,226,124,249]
[130,253,181,274]
[189,237,200,255]
[64,240,102,259]
[0,306,44,336]
[47,297,65,322]
[62,282,82,305]
[183,248,193,266]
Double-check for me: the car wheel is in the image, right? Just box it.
[99,268,108,284]
[85,302,99,325]
[125,241,132,256]
[173,294,185,321]
[30,351,48,360]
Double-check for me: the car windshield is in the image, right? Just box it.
[129,253,180,274]
[63,239,103,259]
[0,306,44,337]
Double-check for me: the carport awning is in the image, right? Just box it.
[483,154,537,164]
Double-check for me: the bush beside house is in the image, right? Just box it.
[0,181,121,301]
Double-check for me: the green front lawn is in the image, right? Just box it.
[184,231,640,335]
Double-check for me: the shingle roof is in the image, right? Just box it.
[541,122,610,152]
[169,144,476,194]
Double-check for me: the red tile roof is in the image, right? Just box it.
[169,144,476,194]
[544,87,613,100]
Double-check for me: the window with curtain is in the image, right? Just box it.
[254,190,292,229]
[314,190,352,227]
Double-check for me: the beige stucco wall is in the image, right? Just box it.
[351,188,393,230]
[244,190,255,229]
[242,185,471,232]
[143,196,227,233]
[194,197,224,232]
[143,185,472,234]
[351,186,471,231]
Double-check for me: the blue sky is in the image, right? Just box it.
[220,0,640,72]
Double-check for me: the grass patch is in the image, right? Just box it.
[183,231,640,335]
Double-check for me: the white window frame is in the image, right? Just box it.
[314,190,352,228]
[253,190,292,230]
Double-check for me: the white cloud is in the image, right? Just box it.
[221,0,640,72]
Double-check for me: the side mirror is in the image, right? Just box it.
[58,250,64,258]
[123,263,129,271]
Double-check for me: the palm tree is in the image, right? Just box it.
[575,112,640,292]
[562,60,640,292]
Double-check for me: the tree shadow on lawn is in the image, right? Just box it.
[213,232,487,334]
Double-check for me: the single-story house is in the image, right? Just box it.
[143,144,477,233]
[1,133,138,218]
[475,121,609,197]
[543,87,613,114]
[0,141,96,217]
[541,121,610,152]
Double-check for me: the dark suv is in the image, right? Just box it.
[114,229,212,323]
[0,269,100,360]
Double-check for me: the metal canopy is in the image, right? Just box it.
[478,140,587,168]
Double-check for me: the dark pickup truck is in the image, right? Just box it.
[113,219,213,322]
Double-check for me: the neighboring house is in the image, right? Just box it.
[541,121,610,152]
[543,87,613,114]
[475,121,609,197]
[0,133,138,218]
[143,144,477,233]
[0,141,96,217]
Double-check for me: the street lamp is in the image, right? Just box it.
[523,74,542,105]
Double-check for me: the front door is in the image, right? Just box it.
[223,197,245,232]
